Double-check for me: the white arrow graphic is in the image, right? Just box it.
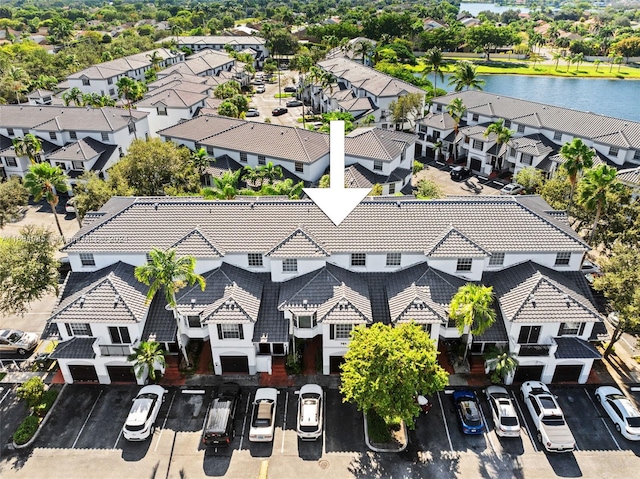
[304,121,370,226]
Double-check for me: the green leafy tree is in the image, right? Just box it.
[465,25,519,61]
[72,171,130,223]
[128,341,166,382]
[12,134,42,165]
[16,376,45,411]
[24,163,68,238]
[340,322,448,428]
[415,178,443,199]
[213,80,241,100]
[218,100,240,118]
[319,174,330,188]
[0,177,28,228]
[484,119,514,172]
[1,66,29,103]
[449,284,496,360]
[202,169,244,199]
[560,138,595,208]
[388,92,424,131]
[0,225,61,315]
[540,171,571,211]
[135,248,205,365]
[515,166,545,193]
[448,61,485,92]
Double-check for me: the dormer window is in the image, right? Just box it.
[294,313,317,329]
[157,106,167,116]
[555,252,571,266]
[558,322,585,336]
[351,253,366,267]
[456,258,472,272]
[186,315,202,328]
[82,78,90,86]
[282,258,297,272]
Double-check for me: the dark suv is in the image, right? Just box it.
[203,383,241,446]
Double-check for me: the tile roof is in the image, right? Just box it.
[47,136,106,162]
[68,48,180,80]
[49,337,97,359]
[145,79,213,97]
[161,50,235,77]
[147,72,210,88]
[510,133,558,158]
[169,228,224,257]
[426,226,489,258]
[136,89,207,108]
[554,337,602,359]
[345,128,415,161]
[252,276,289,343]
[142,294,176,343]
[484,261,603,324]
[266,227,330,257]
[64,196,589,256]
[617,166,640,186]
[419,112,458,130]
[174,36,267,46]
[157,114,245,141]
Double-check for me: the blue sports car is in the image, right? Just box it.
[453,390,485,435]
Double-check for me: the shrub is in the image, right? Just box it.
[413,160,424,174]
[285,351,301,375]
[415,178,443,199]
[17,377,45,410]
[13,415,39,445]
[366,409,392,443]
[34,389,58,417]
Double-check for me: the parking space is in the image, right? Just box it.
[416,160,503,197]
[247,72,302,128]
[0,385,27,449]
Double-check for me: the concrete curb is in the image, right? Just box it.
[12,383,67,450]
[362,413,408,453]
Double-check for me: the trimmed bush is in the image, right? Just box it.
[34,389,58,417]
[366,409,392,443]
[413,160,424,174]
[13,415,39,445]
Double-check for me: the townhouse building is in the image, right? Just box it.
[417,91,640,177]
[48,195,604,385]
[167,36,269,68]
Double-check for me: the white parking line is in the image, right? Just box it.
[154,390,177,452]
[437,392,454,453]
[239,392,251,450]
[0,387,11,406]
[281,390,288,454]
[322,390,327,456]
[72,389,103,449]
[477,396,496,454]
[511,391,538,453]
[584,388,622,451]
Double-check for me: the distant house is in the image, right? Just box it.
[166,36,270,68]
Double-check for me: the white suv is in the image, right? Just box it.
[123,385,167,441]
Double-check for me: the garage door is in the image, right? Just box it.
[552,365,583,383]
[220,356,249,374]
[329,356,345,374]
[107,366,136,383]
[513,365,544,383]
[69,365,98,382]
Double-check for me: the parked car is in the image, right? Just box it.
[283,86,297,93]
[520,381,575,452]
[65,197,76,213]
[249,388,278,442]
[0,329,39,355]
[286,99,303,107]
[272,107,288,116]
[296,384,323,440]
[450,166,472,181]
[255,85,265,94]
[122,385,167,441]
[595,386,640,440]
[246,108,260,117]
[500,183,524,195]
[453,390,485,435]
[203,382,241,446]
[485,386,520,437]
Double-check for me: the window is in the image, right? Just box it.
[509,147,516,157]
[186,315,201,328]
[248,253,263,267]
[472,139,483,150]
[504,119,511,128]
[217,323,244,340]
[517,325,541,344]
[6,128,13,136]
[517,124,525,133]
[282,258,297,272]
[6,157,17,167]
[351,253,366,267]
[65,323,92,337]
[521,153,533,165]
[464,136,469,143]
[609,146,619,156]
[258,155,266,165]
[70,131,77,140]
[72,161,83,170]
[558,322,585,336]
[554,131,562,141]
[294,314,317,328]
[489,252,505,266]
[80,253,95,266]
[555,252,571,266]
[422,324,432,335]
[373,160,383,171]
[109,326,131,344]
[331,324,354,340]
[240,152,248,162]
[157,106,167,116]
[206,146,214,156]
[82,78,90,86]
[101,132,109,141]
[634,150,640,161]
[146,253,152,263]
[128,123,136,134]
[107,78,113,85]
[386,252,401,266]
[388,183,396,194]
[436,104,442,112]
[456,258,473,272]
[472,113,479,122]
[295,162,304,172]
[49,132,57,140]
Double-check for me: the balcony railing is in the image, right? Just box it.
[518,344,551,357]
[99,344,133,356]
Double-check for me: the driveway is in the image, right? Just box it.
[414,159,504,197]
[247,70,306,128]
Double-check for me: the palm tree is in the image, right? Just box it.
[135,248,206,366]
[62,87,84,107]
[446,98,466,161]
[578,164,625,244]
[432,140,443,162]
[12,134,42,164]
[23,163,68,238]
[594,59,601,72]
[484,349,519,384]
[560,138,595,208]
[353,39,374,65]
[203,169,244,199]
[573,52,584,71]
[146,50,163,72]
[117,77,146,139]
[483,119,514,172]
[3,66,29,104]
[128,341,166,383]
[449,283,496,361]
[259,162,284,185]
[422,47,445,93]
[552,52,562,71]
[448,61,485,92]
[190,147,210,178]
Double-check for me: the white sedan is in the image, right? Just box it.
[122,385,167,441]
[249,388,278,442]
[296,384,323,440]
[485,385,520,437]
[595,386,640,440]
[499,183,524,195]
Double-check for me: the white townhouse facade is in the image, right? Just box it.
[417,91,640,177]
[0,105,150,182]
[315,57,426,131]
[66,48,184,99]
[158,115,416,193]
[166,36,270,68]
[135,88,208,136]
[48,195,605,385]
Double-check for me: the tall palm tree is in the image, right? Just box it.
[128,341,167,383]
[353,39,374,65]
[23,163,68,238]
[446,98,466,161]
[190,147,210,178]
[449,283,496,361]
[117,77,146,140]
[578,164,625,244]
[483,119,514,172]
[135,248,206,365]
[422,47,445,93]
[448,61,485,92]
[62,87,84,107]
[3,66,29,104]
[259,162,284,185]
[146,50,163,72]
[560,138,595,208]
[12,134,42,164]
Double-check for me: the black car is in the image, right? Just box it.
[203,383,241,446]
[450,166,472,181]
[283,86,297,93]
[272,107,288,116]
[286,99,303,107]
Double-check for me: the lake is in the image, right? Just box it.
[459,2,530,16]
[425,73,640,122]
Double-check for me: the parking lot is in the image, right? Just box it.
[1,382,638,478]
[246,71,306,128]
